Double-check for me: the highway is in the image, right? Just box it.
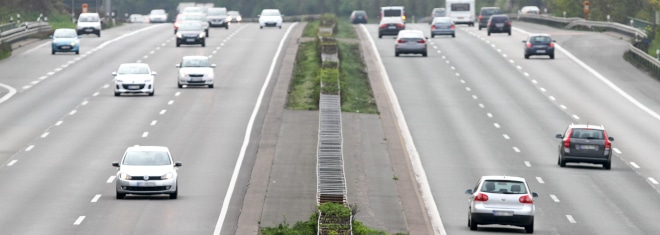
[362,21,660,234]
[1,17,660,235]
[0,22,294,234]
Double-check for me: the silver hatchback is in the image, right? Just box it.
[465,176,538,233]
[394,30,428,57]
[112,146,182,199]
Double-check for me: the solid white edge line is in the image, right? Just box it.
[74,216,85,225]
[213,22,299,235]
[0,83,18,104]
[358,24,446,235]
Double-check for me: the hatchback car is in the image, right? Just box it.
[112,146,182,199]
[556,124,614,169]
[259,9,283,29]
[430,17,455,38]
[350,10,368,24]
[521,6,540,14]
[378,17,405,38]
[76,12,101,37]
[466,176,538,233]
[207,7,229,29]
[227,11,242,23]
[176,21,206,47]
[395,30,427,57]
[487,15,511,36]
[51,28,79,55]
[478,7,500,30]
[112,63,156,96]
[523,34,556,59]
[429,8,446,24]
[148,9,168,23]
[177,56,216,88]
[181,13,210,37]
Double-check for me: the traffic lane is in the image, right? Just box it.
[472,22,660,188]
[0,23,171,164]
[0,24,247,233]
[439,24,660,233]
[70,24,292,234]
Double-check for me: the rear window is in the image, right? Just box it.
[383,9,402,17]
[571,129,604,139]
[481,8,500,15]
[490,16,509,23]
[481,180,527,194]
[451,3,470,11]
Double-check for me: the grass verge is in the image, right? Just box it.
[0,42,11,60]
[287,40,320,110]
[338,41,377,114]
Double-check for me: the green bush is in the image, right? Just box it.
[0,41,11,61]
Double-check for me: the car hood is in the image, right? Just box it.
[179,29,204,35]
[260,16,282,22]
[179,67,213,74]
[207,15,227,20]
[120,165,175,176]
[52,38,78,44]
[115,74,153,82]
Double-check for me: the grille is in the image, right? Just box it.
[122,84,145,90]
[129,176,163,180]
[124,186,170,191]
[189,74,204,77]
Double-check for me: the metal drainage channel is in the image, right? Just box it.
[317,94,347,204]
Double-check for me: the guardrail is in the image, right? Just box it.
[0,21,51,45]
[515,13,647,39]
[626,44,660,80]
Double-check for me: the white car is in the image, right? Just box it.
[176,56,216,88]
[258,9,283,29]
[112,146,182,199]
[148,9,168,23]
[465,175,538,233]
[112,63,156,96]
[76,12,101,37]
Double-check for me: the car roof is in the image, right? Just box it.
[126,146,169,152]
[569,123,605,130]
[481,7,500,10]
[397,30,424,37]
[529,33,551,37]
[481,175,526,182]
[182,55,209,60]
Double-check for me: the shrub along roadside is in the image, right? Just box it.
[0,42,11,60]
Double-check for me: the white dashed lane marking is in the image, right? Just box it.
[648,177,659,185]
[513,147,520,153]
[7,160,17,166]
[91,194,101,202]
[150,120,158,126]
[524,161,531,167]
[566,215,576,223]
[40,132,49,138]
[107,176,116,183]
[74,216,85,225]
[159,109,167,115]
[25,145,34,151]
[142,132,149,138]
[629,162,640,168]
[56,121,63,126]
[536,177,545,184]
[550,194,560,202]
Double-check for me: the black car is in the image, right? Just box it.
[350,10,368,24]
[207,7,229,29]
[487,15,511,36]
[523,34,556,59]
[378,17,405,38]
[176,21,206,47]
[556,124,614,170]
[478,7,500,30]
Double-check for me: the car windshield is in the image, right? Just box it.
[262,10,281,16]
[183,7,202,14]
[179,22,203,31]
[182,58,210,67]
[118,65,149,75]
[228,11,240,16]
[207,9,227,16]
[571,129,604,139]
[150,10,165,15]
[78,15,98,22]
[433,17,451,24]
[122,151,171,165]
[481,180,527,194]
[54,30,77,38]
[482,8,500,15]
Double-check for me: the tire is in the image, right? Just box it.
[550,53,555,59]
[525,54,530,59]
[178,83,183,88]
[116,191,125,199]
[525,221,534,233]
[422,52,427,57]
[488,31,491,36]
[469,217,477,230]
[226,25,229,30]
[478,26,482,30]
[208,84,214,88]
[379,34,382,39]
[452,34,455,38]
[508,31,511,36]
[260,26,263,29]
[170,188,178,199]
[114,91,120,97]
[176,43,180,47]
[558,155,566,167]
[52,50,55,55]
[395,52,399,57]
[97,31,101,37]
[205,30,209,37]
[603,161,611,170]
[201,41,206,47]
[431,34,435,38]
[149,90,154,96]
[75,50,79,55]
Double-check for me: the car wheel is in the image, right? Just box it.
[114,91,120,97]
[202,41,206,47]
[279,25,282,29]
[558,155,566,167]
[525,220,534,233]
[422,52,427,57]
[176,43,180,47]
[116,191,125,199]
[208,84,214,88]
[431,34,435,38]
[395,52,399,57]
[75,50,79,55]
[97,32,101,37]
[226,26,229,30]
[51,50,55,55]
[550,53,555,59]
[149,90,154,96]
[488,32,491,36]
[379,34,382,39]
[525,54,530,59]
[170,187,178,199]
[469,215,477,230]
[603,161,611,170]
[452,34,455,38]
[260,26,263,29]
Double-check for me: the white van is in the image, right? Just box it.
[76,12,102,36]
[446,0,474,26]
[380,6,406,22]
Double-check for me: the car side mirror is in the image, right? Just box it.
[175,64,180,68]
[175,162,183,167]
[522,40,527,43]
[552,40,556,42]
[532,192,539,198]
[211,64,216,68]
[112,161,119,167]
[151,71,157,76]
[608,137,614,141]
[49,35,53,39]
[465,189,473,194]
[555,134,563,139]
[112,72,117,76]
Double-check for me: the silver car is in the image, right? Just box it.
[430,17,455,38]
[112,146,182,199]
[177,56,216,88]
[394,30,428,57]
[465,176,538,233]
[112,63,156,96]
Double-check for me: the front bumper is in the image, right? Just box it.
[116,178,177,195]
[77,27,100,35]
[52,43,79,52]
[260,22,281,27]
[177,37,204,45]
[179,75,214,86]
[115,82,153,94]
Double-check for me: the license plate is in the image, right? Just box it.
[493,210,514,216]
[61,46,71,49]
[186,38,195,42]
[388,26,395,29]
[136,181,155,186]
[536,50,546,53]
[128,85,139,89]
[577,145,598,150]
[85,28,93,32]
[496,23,504,27]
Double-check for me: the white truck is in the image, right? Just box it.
[446,0,475,26]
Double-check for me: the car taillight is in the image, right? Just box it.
[563,129,572,148]
[417,39,426,43]
[526,43,532,48]
[507,21,512,26]
[396,23,404,28]
[379,24,387,29]
[549,42,554,48]
[519,195,533,204]
[474,193,489,202]
[478,15,482,21]
[432,25,436,30]
[397,39,405,43]
[604,131,611,150]
[450,25,455,29]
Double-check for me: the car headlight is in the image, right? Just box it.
[71,41,78,46]
[199,32,205,38]
[176,32,182,38]
[227,16,232,21]
[162,172,174,180]
[207,73,214,79]
[119,172,131,180]
[179,72,188,78]
[237,16,242,21]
